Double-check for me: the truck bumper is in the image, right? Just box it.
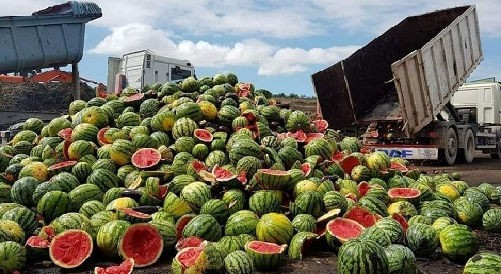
[366,144,439,160]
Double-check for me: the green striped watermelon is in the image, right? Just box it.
[3,205,38,235]
[200,199,229,224]
[225,210,260,236]
[0,241,27,273]
[255,213,293,245]
[291,214,317,233]
[79,200,105,219]
[439,224,478,262]
[37,190,70,223]
[180,181,212,211]
[337,238,389,274]
[463,252,501,274]
[224,250,255,274]
[182,214,222,242]
[384,244,416,274]
[405,223,438,258]
[96,220,130,258]
[249,190,281,216]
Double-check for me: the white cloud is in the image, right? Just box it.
[89,24,359,76]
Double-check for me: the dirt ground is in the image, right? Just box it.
[27,153,501,274]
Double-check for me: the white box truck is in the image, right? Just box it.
[107,49,195,93]
[312,5,501,165]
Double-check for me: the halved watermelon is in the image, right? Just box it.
[124,93,145,103]
[300,163,313,177]
[358,181,372,198]
[62,139,72,160]
[212,165,236,182]
[312,119,329,132]
[343,206,377,227]
[390,162,409,173]
[49,229,93,269]
[194,129,213,143]
[175,214,197,240]
[94,258,134,274]
[97,127,111,146]
[339,155,362,174]
[175,236,204,252]
[325,217,365,248]
[305,133,324,143]
[118,223,163,268]
[286,130,307,143]
[244,241,287,270]
[172,243,207,273]
[118,208,152,223]
[58,128,73,141]
[331,151,346,162]
[131,148,161,169]
[391,213,409,233]
[257,169,291,190]
[47,161,77,175]
[38,225,55,241]
[388,188,421,205]
[316,208,342,236]
[191,160,207,174]
[26,235,51,261]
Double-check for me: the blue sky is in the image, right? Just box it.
[3,0,501,96]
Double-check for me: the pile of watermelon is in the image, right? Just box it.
[0,73,501,274]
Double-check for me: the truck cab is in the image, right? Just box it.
[451,80,501,125]
[107,49,195,93]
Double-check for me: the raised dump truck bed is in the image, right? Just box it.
[0,1,101,74]
[312,5,482,137]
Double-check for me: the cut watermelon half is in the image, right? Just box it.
[175,236,204,252]
[339,155,362,174]
[391,213,409,233]
[358,181,371,198]
[286,130,307,143]
[331,151,347,162]
[172,243,207,273]
[191,160,207,174]
[316,208,342,236]
[47,161,77,174]
[118,208,152,223]
[49,229,93,269]
[343,206,377,228]
[312,119,329,132]
[58,128,73,141]
[212,165,236,182]
[131,148,161,169]
[124,93,145,103]
[94,258,134,274]
[326,217,365,244]
[38,225,55,241]
[194,129,213,143]
[256,169,291,190]
[244,241,287,270]
[388,187,421,204]
[97,127,111,146]
[241,111,258,124]
[390,162,409,173]
[118,223,163,268]
[301,162,313,177]
[245,240,287,253]
[175,214,197,240]
[305,133,325,143]
[26,235,51,261]
[62,139,72,160]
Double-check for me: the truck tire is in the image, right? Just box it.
[491,141,501,159]
[439,127,457,165]
[458,129,475,164]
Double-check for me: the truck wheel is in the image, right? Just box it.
[491,141,501,159]
[439,127,457,165]
[458,129,475,164]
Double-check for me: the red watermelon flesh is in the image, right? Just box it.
[124,93,144,102]
[118,224,163,268]
[339,155,362,174]
[118,208,152,220]
[301,163,313,176]
[192,160,207,173]
[48,161,78,171]
[175,236,204,252]
[97,127,110,145]
[391,213,409,233]
[94,258,134,274]
[305,133,324,143]
[390,162,409,173]
[194,129,213,143]
[237,170,247,184]
[39,225,56,241]
[49,229,93,269]
[58,128,73,141]
[358,181,371,197]
[313,119,329,132]
[343,206,376,227]
[246,241,286,253]
[131,148,161,169]
[344,193,358,203]
[212,165,236,181]
[62,139,72,160]
[331,151,346,162]
[327,218,365,243]
[26,236,50,248]
[176,245,204,269]
[286,130,307,143]
[175,214,196,240]
[388,188,421,199]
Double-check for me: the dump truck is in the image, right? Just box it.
[312,5,501,165]
[107,49,196,94]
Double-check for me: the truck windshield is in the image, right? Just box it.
[171,66,192,81]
